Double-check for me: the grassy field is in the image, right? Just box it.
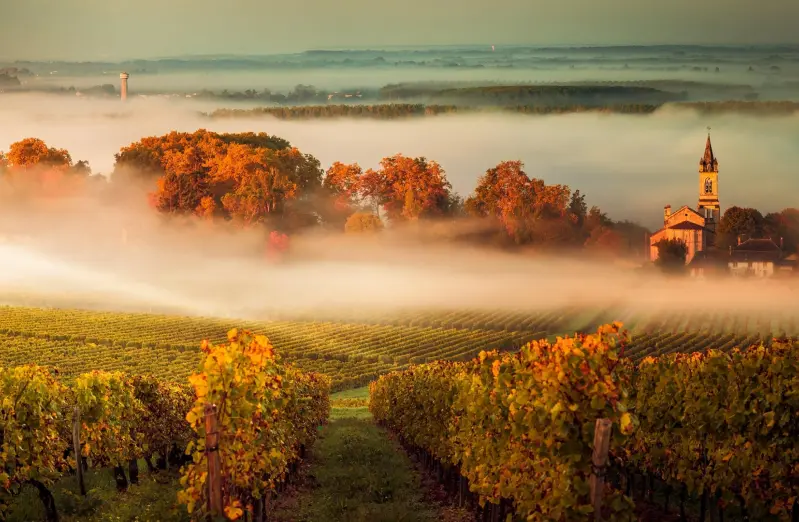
[8,464,189,522]
[271,387,467,522]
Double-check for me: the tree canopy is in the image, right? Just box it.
[113,130,324,228]
[345,212,384,234]
[3,133,656,257]
[654,238,688,274]
[361,154,454,221]
[717,206,765,248]
[5,138,72,170]
[465,160,587,245]
[0,138,99,201]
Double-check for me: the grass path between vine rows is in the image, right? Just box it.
[271,386,470,522]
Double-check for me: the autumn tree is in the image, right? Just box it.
[0,139,95,200]
[5,138,72,170]
[584,226,624,255]
[360,154,453,221]
[316,162,364,227]
[654,238,688,274]
[324,162,363,212]
[113,130,323,230]
[345,212,384,234]
[465,160,571,244]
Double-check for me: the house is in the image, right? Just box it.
[650,133,721,264]
[728,238,786,277]
[688,249,729,278]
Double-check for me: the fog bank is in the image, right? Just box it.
[1,94,798,229]
[1,190,798,326]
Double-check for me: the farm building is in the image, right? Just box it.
[728,238,793,277]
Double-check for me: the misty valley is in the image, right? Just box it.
[1,44,799,522]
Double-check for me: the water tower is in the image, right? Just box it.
[120,72,129,101]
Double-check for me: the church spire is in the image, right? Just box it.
[700,130,718,173]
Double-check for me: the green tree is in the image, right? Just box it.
[568,189,587,227]
[654,238,688,274]
[764,208,799,253]
[71,160,92,176]
[717,206,764,248]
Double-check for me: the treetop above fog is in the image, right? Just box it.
[0,132,651,257]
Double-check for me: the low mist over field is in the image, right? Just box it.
[1,191,798,323]
[0,93,797,228]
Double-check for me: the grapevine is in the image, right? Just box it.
[178,329,330,521]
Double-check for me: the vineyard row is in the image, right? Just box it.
[0,329,331,522]
[370,323,799,522]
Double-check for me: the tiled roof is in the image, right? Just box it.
[734,238,781,252]
[669,222,705,231]
[730,251,782,263]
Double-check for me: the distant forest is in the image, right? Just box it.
[3,73,799,116]
[206,101,799,120]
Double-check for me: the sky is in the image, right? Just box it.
[0,0,798,61]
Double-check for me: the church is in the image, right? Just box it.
[649,133,721,263]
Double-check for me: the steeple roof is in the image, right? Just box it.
[703,134,715,164]
[700,132,718,172]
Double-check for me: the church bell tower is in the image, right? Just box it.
[697,132,720,233]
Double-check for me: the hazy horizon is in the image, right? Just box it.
[2,0,799,62]
[6,43,799,64]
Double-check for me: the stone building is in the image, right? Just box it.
[649,134,720,264]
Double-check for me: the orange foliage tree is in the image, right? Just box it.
[324,162,363,213]
[0,138,97,201]
[5,138,72,170]
[359,154,455,221]
[113,130,323,228]
[465,160,571,243]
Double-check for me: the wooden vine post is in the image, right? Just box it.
[72,405,86,496]
[590,418,613,521]
[205,403,223,516]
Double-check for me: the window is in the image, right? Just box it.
[704,178,713,194]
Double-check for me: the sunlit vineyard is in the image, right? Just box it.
[0,306,544,390]
[2,304,798,392]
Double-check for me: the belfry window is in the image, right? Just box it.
[704,178,713,194]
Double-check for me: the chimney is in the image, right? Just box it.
[664,205,671,224]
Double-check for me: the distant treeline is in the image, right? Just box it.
[206,104,661,119]
[379,84,683,106]
[194,83,684,106]
[205,101,799,120]
[677,101,799,115]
